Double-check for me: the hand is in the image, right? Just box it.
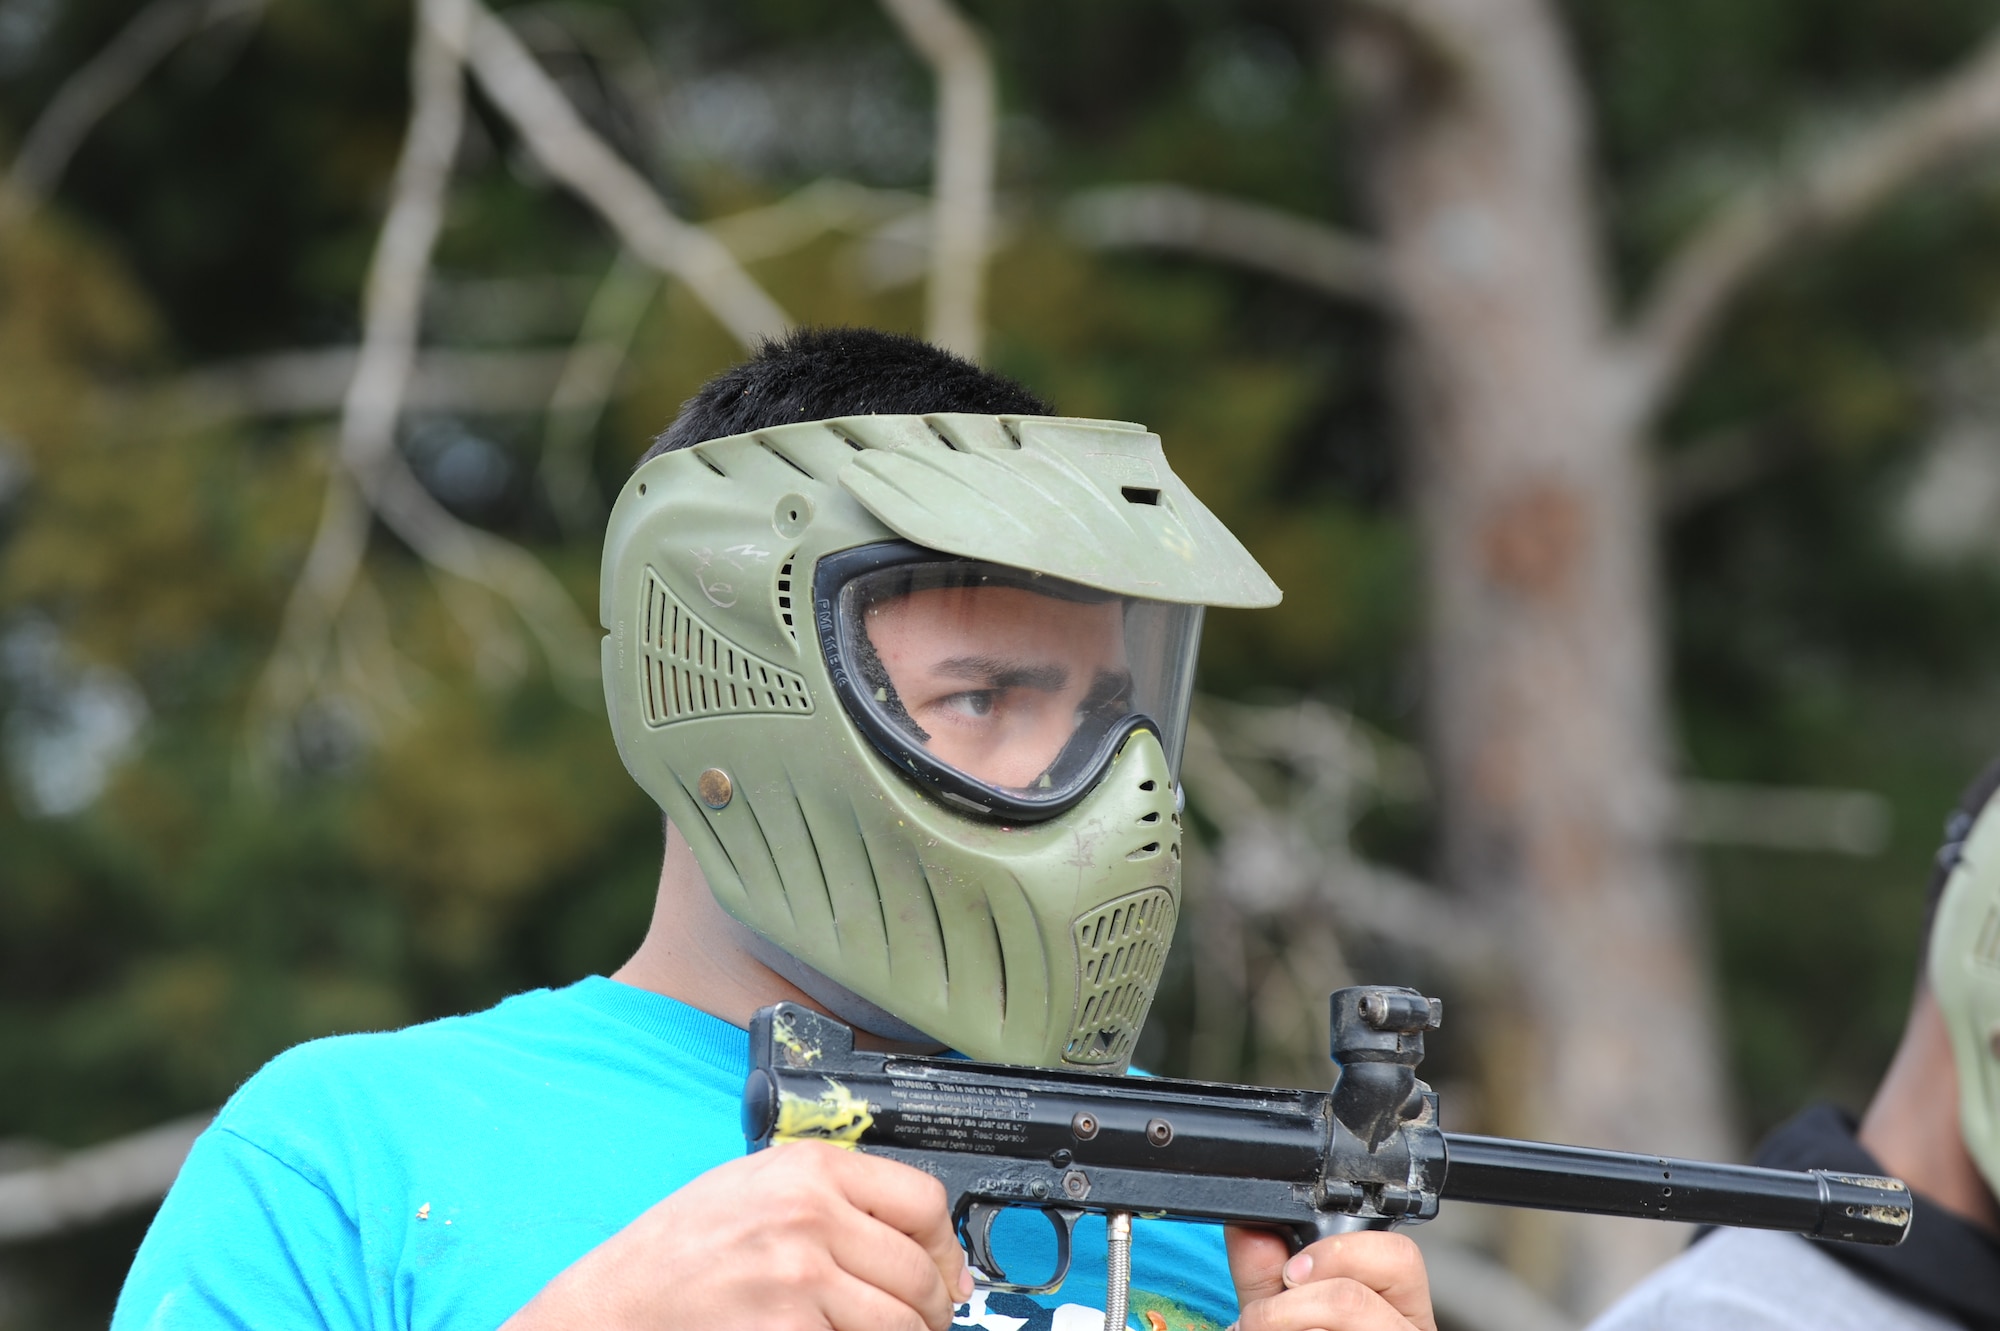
[502,1140,975,1331]
[1225,1226,1437,1331]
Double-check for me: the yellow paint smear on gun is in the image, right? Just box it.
[774,1078,875,1148]
[772,1013,824,1064]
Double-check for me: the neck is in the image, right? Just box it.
[610,822,938,1053]
[1857,982,2000,1233]
[612,823,815,1026]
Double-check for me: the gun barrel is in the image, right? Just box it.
[1442,1133,1911,1246]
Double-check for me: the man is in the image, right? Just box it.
[114,329,1437,1331]
[1590,758,2000,1330]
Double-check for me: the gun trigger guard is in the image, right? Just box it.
[959,1203,1080,1296]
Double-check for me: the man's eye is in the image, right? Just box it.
[942,690,997,718]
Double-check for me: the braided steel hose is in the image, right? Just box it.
[1103,1211,1133,1331]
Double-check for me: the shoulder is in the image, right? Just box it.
[1588,1229,1957,1331]
[207,986,584,1183]
[222,986,561,1099]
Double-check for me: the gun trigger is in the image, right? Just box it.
[962,1202,1010,1285]
[1048,1207,1081,1288]
[959,1204,1080,1296]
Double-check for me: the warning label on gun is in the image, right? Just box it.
[885,1077,1032,1153]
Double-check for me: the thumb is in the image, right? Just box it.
[1224,1226,1294,1310]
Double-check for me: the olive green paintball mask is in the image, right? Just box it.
[1930,780,2000,1189]
[600,414,1279,1071]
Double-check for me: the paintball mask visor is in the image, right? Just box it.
[816,542,1202,821]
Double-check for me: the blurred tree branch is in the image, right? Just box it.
[539,249,659,539]
[1619,27,2000,424]
[454,0,790,347]
[0,0,267,220]
[1065,21,2000,505]
[878,0,996,360]
[249,0,475,764]
[504,2,668,168]
[180,346,578,421]
[709,179,928,262]
[1654,421,1807,518]
[1066,184,1391,306]
[249,0,481,762]
[1183,703,1501,978]
[251,0,814,763]
[0,1116,208,1244]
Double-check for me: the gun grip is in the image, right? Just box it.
[959,1203,1081,1296]
[1294,1212,1398,1249]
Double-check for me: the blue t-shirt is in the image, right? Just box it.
[114,977,1237,1331]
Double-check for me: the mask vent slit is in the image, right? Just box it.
[789,781,840,944]
[988,906,1009,1024]
[1977,905,2000,970]
[776,558,797,643]
[1063,888,1176,1068]
[756,437,818,479]
[737,792,797,930]
[851,809,895,967]
[638,569,812,726]
[917,864,951,986]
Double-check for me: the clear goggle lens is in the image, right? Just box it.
[822,546,1202,819]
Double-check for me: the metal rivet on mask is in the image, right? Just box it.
[1070,1111,1099,1141]
[699,768,734,809]
[1061,1168,1091,1200]
[1145,1118,1174,1147]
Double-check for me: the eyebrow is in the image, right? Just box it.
[935,656,1069,692]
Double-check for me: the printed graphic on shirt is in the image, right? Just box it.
[953,1287,1226,1331]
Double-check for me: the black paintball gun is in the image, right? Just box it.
[744,986,1911,1312]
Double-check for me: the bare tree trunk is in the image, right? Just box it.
[878,0,996,360]
[1334,0,1730,1311]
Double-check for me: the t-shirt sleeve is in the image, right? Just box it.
[113,1125,371,1331]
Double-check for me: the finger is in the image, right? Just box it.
[828,1211,962,1331]
[820,1267,938,1331]
[1287,1233,1429,1307]
[1225,1225,1295,1308]
[1239,1277,1415,1331]
[1266,1233,1434,1331]
[822,1148,972,1301]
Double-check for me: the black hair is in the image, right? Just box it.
[640,326,1055,463]
[1921,754,2000,961]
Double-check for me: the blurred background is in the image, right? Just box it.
[6,0,2000,1326]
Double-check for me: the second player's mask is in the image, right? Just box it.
[1931,774,2000,1190]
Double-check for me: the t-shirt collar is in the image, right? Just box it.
[562,975,750,1078]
